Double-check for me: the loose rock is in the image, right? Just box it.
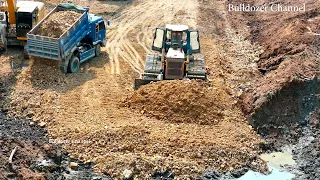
[123,169,133,179]
[69,162,78,170]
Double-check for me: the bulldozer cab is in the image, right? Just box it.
[151,25,200,54]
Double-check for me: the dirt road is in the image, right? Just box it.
[105,0,198,74]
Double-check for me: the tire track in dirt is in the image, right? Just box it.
[106,0,198,75]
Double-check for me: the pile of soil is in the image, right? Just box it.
[8,59,60,123]
[122,80,232,125]
[39,11,82,38]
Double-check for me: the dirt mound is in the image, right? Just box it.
[29,58,67,89]
[39,11,81,38]
[8,59,60,123]
[122,80,232,125]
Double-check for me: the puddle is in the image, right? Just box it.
[238,166,295,180]
[260,151,296,169]
[238,151,296,180]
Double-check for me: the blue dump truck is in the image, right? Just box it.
[27,3,109,73]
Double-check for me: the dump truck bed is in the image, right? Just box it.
[27,4,89,60]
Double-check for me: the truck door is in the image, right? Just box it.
[189,30,200,53]
[152,28,165,52]
[95,21,106,42]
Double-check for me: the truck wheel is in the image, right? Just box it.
[60,59,69,73]
[68,56,80,73]
[95,44,101,57]
[23,45,29,59]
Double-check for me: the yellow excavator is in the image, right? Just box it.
[0,0,45,53]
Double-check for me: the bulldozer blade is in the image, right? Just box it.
[134,79,158,89]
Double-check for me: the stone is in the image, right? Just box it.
[123,169,133,179]
[39,122,46,127]
[69,162,78,170]
[75,127,80,133]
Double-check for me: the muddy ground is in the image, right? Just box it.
[1,0,320,179]
[0,111,111,180]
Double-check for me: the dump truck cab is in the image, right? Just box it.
[88,14,107,46]
[134,24,206,89]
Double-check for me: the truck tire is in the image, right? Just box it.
[95,44,101,57]
[60,59,69,73]
[23,45,29,59]
[68,56,80,73]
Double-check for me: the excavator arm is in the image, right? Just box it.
[5,0,16,25]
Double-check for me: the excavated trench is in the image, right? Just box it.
[250,79,320,132]
[245,79,320,180]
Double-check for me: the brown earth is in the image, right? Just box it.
[227,0,320,117]
[1,0,319,179]
[10,0,267,178]
[38,11,82,38]
[122,80,232,125]
[8,59,60,123]
[0,139,47,179]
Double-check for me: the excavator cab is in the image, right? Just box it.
[0,0,45,50]
[16,5,42,40]
[134,24,206,89]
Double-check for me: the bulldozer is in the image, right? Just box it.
[134,24,206,89]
